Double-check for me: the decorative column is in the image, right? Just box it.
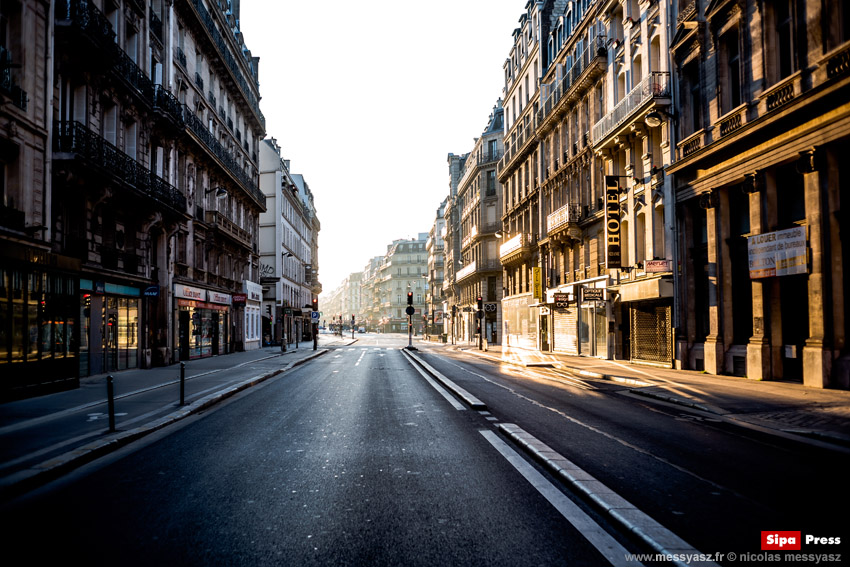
[799,149,831,387]
[700,189,725,374]
[744,172,771,380]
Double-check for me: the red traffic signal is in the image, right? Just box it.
[407,292,413,305]
[312,297,318,310]
[477,296,483,310]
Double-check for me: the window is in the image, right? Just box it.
[103,103,117,145]
[682,61,702,135]
[721,29,741,112]
[775,0,795,80]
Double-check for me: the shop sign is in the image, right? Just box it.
[175,284,205,301]
[434,310,443,323]
[208,291,232,305]
[553,293,570,308]
[582,288,605,301]
[532,267,542,300]
[232,293,247,304]
[605,176,622,269]
[143,285,160,297]
[747,226,808,279]
[244,281,263,302]
[645,260,670,273]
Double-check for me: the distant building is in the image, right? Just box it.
[259,139,320,346]
[455,101,504,345]
[425,200,447,337]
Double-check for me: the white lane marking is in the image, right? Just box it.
[441,357,733,494]
[407,359,466,411]
[480,430,640,567]
[355,350,367,367]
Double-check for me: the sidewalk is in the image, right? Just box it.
[452,342,850,449]
[0,334,357,499]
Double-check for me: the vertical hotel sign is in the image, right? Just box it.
[605,176,621,268]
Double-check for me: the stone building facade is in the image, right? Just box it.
[667,0,850,388]
[0,0,275,398]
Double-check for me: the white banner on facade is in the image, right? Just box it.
[748,226,807,279]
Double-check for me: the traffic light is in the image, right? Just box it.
[407,291,413,305]
[477,296,483,311]
[312,297,318,311]
[266,304,272,322]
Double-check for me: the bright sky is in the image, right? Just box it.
[239,1,523,297]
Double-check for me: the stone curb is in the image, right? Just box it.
[497,423,719,567]
[401,349,487,410]
[0,349,328,502]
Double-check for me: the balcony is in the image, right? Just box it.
[183,0,265,130]
[54,120,187,214]
[592,72,671,145]
[499,232,536,264]
[182,104,266,210]
[153,85,184,126]
[56,0,117,50]
[538,36,607,132]
[461,226,478,250]
[546,203,582,243]
[0,46,27,111]
[205,210,251,248]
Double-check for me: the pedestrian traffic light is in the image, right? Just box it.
[407,291,413,305]
[477,296,483,311]
[266,304,272,321]
[312,297,318,311]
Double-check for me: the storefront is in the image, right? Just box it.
[546,277,610,358]
[502,292,537,350]
[174,284,231,360]
[243,281,262,350]
[79,279,141,376]
[0,244,80,398]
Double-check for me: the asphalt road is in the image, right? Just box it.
[4,334,847,566]
[2,336,641,566]
[412,342,850,560]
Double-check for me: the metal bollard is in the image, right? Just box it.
[107,375,116,432]
[180,362,185,406]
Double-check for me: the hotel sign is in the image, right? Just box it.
[747,226,808,279]
[605,176,621,268]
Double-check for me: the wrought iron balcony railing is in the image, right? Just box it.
[592,71,671,143]
[54,120,187,213]
[189,0,265,129]
[0,46,26,110]
[538,36,606,126]
[182,104,266,209]
[546,203,582,233]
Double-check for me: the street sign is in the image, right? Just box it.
[310,311,320,321]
